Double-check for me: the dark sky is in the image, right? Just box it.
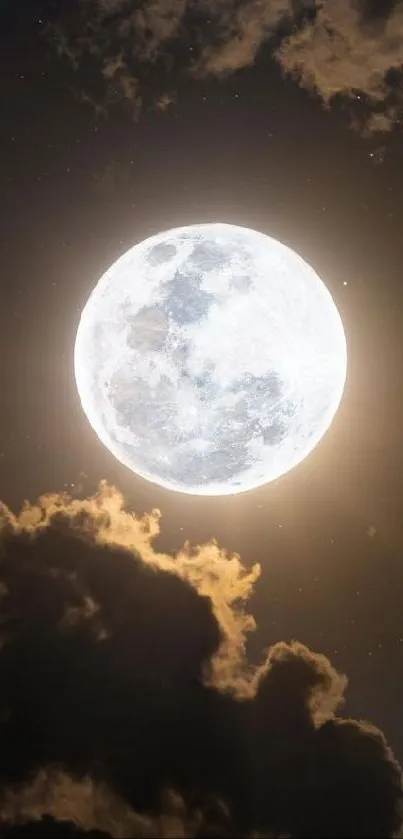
[1,1,403,835]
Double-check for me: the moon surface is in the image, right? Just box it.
[74,223,347,495]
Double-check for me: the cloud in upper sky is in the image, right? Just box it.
[277,0,403,134]
[48,0,403,134]
[190,0,293,77]
[0,482,402,836]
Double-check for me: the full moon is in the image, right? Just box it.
[74,223,347,495]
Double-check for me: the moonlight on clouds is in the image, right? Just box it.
[74,224,347,495]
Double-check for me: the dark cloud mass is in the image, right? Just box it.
[49,0,403,133]
[0,484,401,837]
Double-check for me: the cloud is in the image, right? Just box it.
[0,769,239,837]
[117,0,187,63]
[276,0,403,134]
[0,482,401,836]
[190,0,292,77]
[48,0,403,133]
[0,769,250,838]
[0,481,260,694]
[311,718,403,838]
[0,770,150,838]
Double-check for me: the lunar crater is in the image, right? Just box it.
[147,242,177,266]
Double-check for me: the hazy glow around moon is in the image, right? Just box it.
[74,223,347,495]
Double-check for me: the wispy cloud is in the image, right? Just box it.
[277,0,403,134]
[49,1,403,132]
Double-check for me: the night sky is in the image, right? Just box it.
[1,1,403,836]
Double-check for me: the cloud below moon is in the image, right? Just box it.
[49,0,403,134]
[0,482,402,836]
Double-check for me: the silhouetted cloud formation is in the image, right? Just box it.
[49,1,403,133]
[0,483,401,836]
